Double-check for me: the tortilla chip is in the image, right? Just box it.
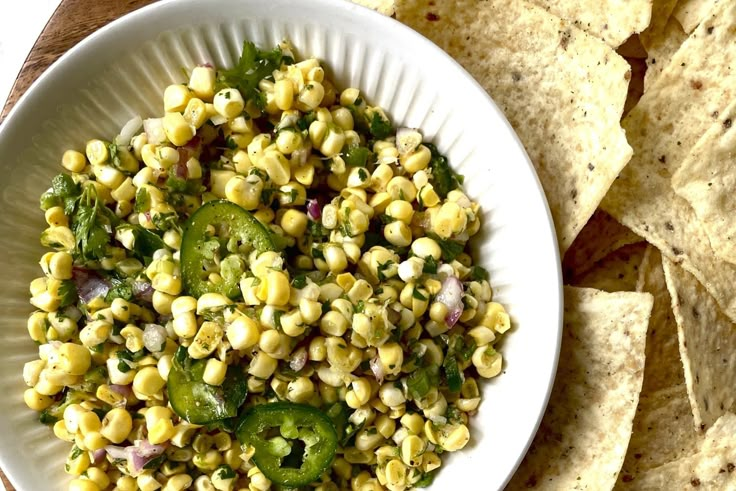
[600,1,736,324]
[624,412,736,490]
[635,247,685,395]
[572,242,648,293]
[350,0,395,15]
[525,0,652,47]
[662,258,736,429]
[563,209,642,281]
[616,384,702,487]
[673,0,718,33]
[639,0,679,49]
[615,247,701,486]
[395,0,633,254]
[642,16,687,90]
[701,412,736,452]
[671,100,736,265]
[617,35,648,59]
[506,287,652,490]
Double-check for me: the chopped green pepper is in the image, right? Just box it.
[236,402,338,487]
[180,200,275,298]
[167,347,247,424]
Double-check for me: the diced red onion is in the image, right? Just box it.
[104,445,128,461]
[115,115,143,147]
[92,448,106,465]
[306,199,321,221]
[143,324,167,353]
[370,356,385,384]
[109,384,133,398]
[143,118,166,145]
[72,268,110,304]
[445,307,463,328]
[436,276,464,327]
[198,62,214,68]
[133,281,154,303]
[289,347,308,372]
[127,440,167,476]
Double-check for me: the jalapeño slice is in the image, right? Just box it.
[167,346,247,424]
[180,200,274,298]
[236,402,338,487]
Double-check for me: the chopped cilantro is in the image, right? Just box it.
[291,274,308,289]
[426,143,462,198]
[58,280,78,308]
[422,255,438,274]
[412,288,428,301]
[344,144,372,167]
[216,41,287,109]
[368,111,393,139]
[406,364,439,400]
[470,265,489,281]
[134,187,151,213]
[427,233,465,262]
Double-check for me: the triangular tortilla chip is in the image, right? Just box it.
[395,0,633,254]
[601,0,736,324]
[662,258,736,429]
[507,287,652,490]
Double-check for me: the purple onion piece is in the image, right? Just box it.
[133,281,154,303]
[92,448,106,465]
[72,268,110,304]
[445,307,463,328]
[306,198,321,221]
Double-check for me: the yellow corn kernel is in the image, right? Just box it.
[164,84,192,112]
[56,342,91,375]
[440,424,470,452]
[298,81,325,110]
[274,79,295,111]
[133,366,166,398]
[163,112,195,146]
[172,295,197,317]
[265,270,290,306]
[226,315,261,350]
[286,376,315,404]
[85,139,108,166]
[280,209,308,237]
[203,358,227,386]
[45,206,68,227]
[400,144,431,173]
[68,479,100,491]
[248,351,278,378]
[23,388,54,411]
[213,88,245,119]
[62,149,87,172]
[100,408,132,444]
[189,66,216,100]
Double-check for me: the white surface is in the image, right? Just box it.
[0,1,61,109]
[0,1,562,490]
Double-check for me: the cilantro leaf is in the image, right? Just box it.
[426,233,465,262]
[368,111,393,140]
[134,187,151,213]
[426,143,461,198]
[470,265,489,281]
[217,41,287,109]
[58,280,78,308]
[52,174,80,199]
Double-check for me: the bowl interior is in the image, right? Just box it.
[0,1,562,489]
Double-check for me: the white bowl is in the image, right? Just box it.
[0,1,562,489]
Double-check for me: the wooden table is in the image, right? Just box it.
[0,2,156,490]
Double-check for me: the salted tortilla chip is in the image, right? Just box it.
[572,242,647,293]
[615,247,701,486]
[616,384,702,487]
[636,247,685,395]
[525,0,652,47]
[624,412,736,490]
[673,0,718,33]
[701,412,736,452]
[506,287,652,490]
[642,16,687,90]
[662,258,736,429]
[350,0,395,15]
[395,0,633,254]
[563,209,641,281]
[639,0,679,49]
[600,1,736,324]
[671,100,736,265]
